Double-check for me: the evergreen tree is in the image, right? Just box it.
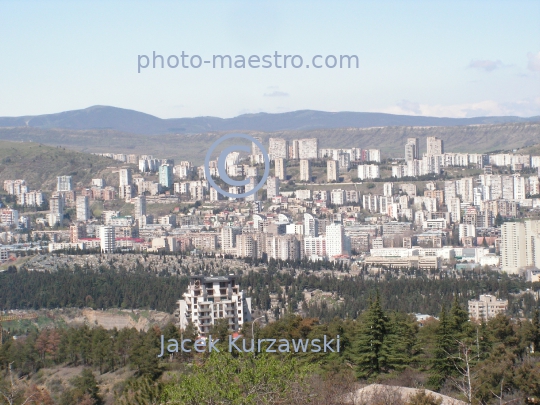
[354,292,388,379]
[428,306,455,390]
[449,296,469,338]
[384,312,421,371]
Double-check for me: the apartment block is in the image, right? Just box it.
[468,295,508,322]
[177,275,252,335]
[299,159,311,182]
[327,160,339,182]
[274,158,286,180]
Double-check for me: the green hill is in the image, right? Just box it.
[0,140,132,192]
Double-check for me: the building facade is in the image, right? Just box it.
[177,275,252,335]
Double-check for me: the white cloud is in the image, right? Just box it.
[264,91,289,97]
[527,51,540,72]
[396,100,422,115]
[468,59,503,72]
[382,98,540,118]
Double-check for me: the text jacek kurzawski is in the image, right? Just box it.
[158,334,340,357]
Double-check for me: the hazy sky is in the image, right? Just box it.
[1,0,539,119]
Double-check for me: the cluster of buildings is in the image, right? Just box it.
[1,135,540,277]
[3,179,44,207]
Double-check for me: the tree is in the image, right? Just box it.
[354,292,388,379]
[449,296,470,338]
[161,352,311,405]
[495,213,504,227]
[428,306,455,390]
[384,312,421,372]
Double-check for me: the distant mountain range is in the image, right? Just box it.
[0,105,538,135]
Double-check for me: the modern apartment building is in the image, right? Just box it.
[159,164,174,188]
[57,176,72,192]
[269,138,288,160]
[177,275,252,335]
[468,295,508,322]
[99,225,116,253]
[327,160,339,182]
[76,195,89,222]
[119,168,132,187]
[501,220,540,273]
[299,159,311,182]
[326,223,345,258]
[266,177,280,200]
[405,138,420,161]
[274,158,286,180]
[357,164,380,180]
[426,137,444,156]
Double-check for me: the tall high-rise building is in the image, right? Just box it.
[426,137,444,156]
[48,195,64,225]
[76,195,89,222]
[134,195,147,222]
[274,158,286,180]
[326,223,345,258]
[236,234,257,259]
[383,183,394,197]
[251,136,263,155]
[405,138,419,161]
[266,177,280,200]
[299,159,311,182]
[269,138,288,160]
[177,275,252,336]
[119,168,132,187]
[159,164,173,188]
[501,220,540,274]
[290,139,300,159]
[99,225,116,253]
[304,213,319,237]
[244,177,258,202]
[338,152,351,173]
[57,176,72,192]
[221,226,242,253]
[327,160,339,182]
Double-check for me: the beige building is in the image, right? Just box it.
[501,220,540,274]
[426,137,444,156]
[468,295,508,322]
[177,275,252,336]
[327,160,339,182]
[275,158,286,180]
[299,159,311,182]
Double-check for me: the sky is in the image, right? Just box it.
[1,0,539,119]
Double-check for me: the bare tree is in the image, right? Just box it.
[0,363,38,405]
[447,341,479,404]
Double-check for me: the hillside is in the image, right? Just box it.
[1,121,539,164]
[0,140,132,191]
[0,105,538,135]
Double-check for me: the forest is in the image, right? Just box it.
[0,261,538,320]
[0,297,539,404]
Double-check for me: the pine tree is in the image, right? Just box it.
[384,312,421,371]
[449,296,470,339]
[354,292,388,379]
[428,306,455,390]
